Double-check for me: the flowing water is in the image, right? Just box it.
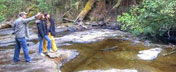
[61,39,176,72]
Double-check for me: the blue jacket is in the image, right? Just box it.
[48,19,56,36]
[36,20,49,38]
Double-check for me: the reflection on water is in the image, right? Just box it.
[61,39,176,72]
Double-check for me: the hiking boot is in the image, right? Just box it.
[49,49,54,53]
[39,53,46,56]
[26,61,35,63]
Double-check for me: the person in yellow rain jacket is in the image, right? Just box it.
[43,13,57,52]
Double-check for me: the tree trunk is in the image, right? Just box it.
[74,0,96,24]
[112,0,122,9]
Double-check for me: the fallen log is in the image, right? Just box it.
[63,18,74,22]
[0,22,12,29]
[74,0,96,24]
[162,50,176,57]
[100,46,118,52]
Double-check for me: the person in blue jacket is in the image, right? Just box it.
[35,14,52,56]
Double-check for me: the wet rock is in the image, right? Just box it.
[27,42,35,47]
[0,28,14,36]
[55,27,69,36]
[91,22,99,27]
[0,27,38,48]
[47,49,79,63]
[55,29,129,44]
[0,44,58,72]
[56,43,72,47]
[0,41,36,48]
[47,49,79,69]
[98,18,106,26]
[0,34,38,47]
[137,48,162,60]
[68,26,77,32]
[26,34,38,41]
[76,25,86,31]
[0,35,15,47]
[132,38,141,45]
[0,43,15,47]
[144,40,151,47]
[0,43,77,72]
[106,22,121,30]
[47,49,79,59]
[78,69,138,72]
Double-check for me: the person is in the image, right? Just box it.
[35,14,52,56]
[43,13,57,53]
[13,12,40,62]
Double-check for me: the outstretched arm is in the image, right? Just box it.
[22,16,36,23]
[22,13,41,23]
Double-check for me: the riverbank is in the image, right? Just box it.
[0,26,176,72]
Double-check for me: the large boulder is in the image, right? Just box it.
[78,69,138,72]
[137,48,162,60]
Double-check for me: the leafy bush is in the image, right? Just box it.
[117,0,176,36]
[0,0,6,21]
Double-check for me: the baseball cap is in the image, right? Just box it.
[19,12,28,16]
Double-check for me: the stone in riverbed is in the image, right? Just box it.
[47,49,79,62]
[137,48,162,60]
[47,49,79,69]
[0,28,14,36]
[0,44,58,72]
[55,29,129,44]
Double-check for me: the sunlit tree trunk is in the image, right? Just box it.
[74,0,96,24]
[112,0,122,9]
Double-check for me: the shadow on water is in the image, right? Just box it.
[61,39,176,72]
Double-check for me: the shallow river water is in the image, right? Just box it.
[1,28,176,72]
[61,39,176,72]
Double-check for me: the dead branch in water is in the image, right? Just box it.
[163,50,176,57]
[63,18,74,22]
[100,46,118,52]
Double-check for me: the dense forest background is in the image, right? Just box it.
[0,0,176,42]
[0,0,138,22]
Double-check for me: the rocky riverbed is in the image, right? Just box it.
[0,26,176,72]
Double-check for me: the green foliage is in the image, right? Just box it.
[0,0,6,21]
[0,0,30,21]
[36,0,54,13]
[117,0,176,36]
[0,0,55,22]
[70,0,80,6]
